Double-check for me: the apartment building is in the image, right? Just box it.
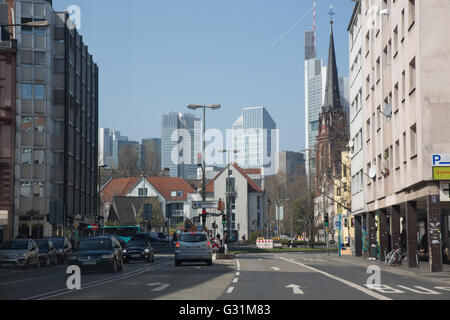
[359,0,450,271]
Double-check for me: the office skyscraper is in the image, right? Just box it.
[232,107,277,176]
[161,112,201,180]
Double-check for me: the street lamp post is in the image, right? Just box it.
[187,104,221,227]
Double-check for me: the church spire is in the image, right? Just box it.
[322,6,341,112]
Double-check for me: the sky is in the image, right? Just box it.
[54,0,356,152]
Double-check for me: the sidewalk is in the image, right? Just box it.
[326,253,450,285]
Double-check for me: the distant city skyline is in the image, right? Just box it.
[53,0,355,152]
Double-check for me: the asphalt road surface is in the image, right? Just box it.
[0,253,449,300]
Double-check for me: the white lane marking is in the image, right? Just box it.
[279,257,391,301]
[236,260,240,271]
[286,284,305,295]
[397,285,442,295]
[22,261,171,300]
[236,272,240,276]
[365,284,405,294]
[233,278,239,283]
[226,287,234,294]
[271,267,281,271]
[147,282,171,292]
[0,276,47,287]
[435,287,450,292]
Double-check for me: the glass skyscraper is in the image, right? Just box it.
[161,112,201,180]
[232,107,277,175]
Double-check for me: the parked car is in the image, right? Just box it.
[44,237,72,264]
[175,232,213,267]
[123,238,154,264]
[36,239,58,267]
[102,234,126,248]
[0,239,40,269]
[69,236,124,273]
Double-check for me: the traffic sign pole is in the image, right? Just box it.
[339,214,341,257]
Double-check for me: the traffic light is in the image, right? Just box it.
[202,209,207,225]
[344,219,348,228]
[222,213,227,226]
[324,214,329,227]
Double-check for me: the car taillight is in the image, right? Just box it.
[207,242,211,248]
[176,242,180,249]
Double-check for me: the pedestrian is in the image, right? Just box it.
[387,233,392,252]
[401,229,407,250]
[421,232,428,254]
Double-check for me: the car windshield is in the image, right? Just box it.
[126,240,147,247]
[49,239,64,248]
[179,234,208,243]
[37,241,49,249]
[77,239,112,250]
[0,240,28,250]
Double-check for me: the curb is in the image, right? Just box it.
[327,255,450,285]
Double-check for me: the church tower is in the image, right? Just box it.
[315,12,349,193]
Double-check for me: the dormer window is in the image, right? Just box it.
[138,188,147,197]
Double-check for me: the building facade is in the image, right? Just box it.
[161,112,201,180]
[0,1,16,242]
[13,0,98,238]
[277,151,305,180]
[232,106,277,176]
[141,138,161,173]
[356,0,450,271]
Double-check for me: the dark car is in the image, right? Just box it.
[123,238,154,264]
[36,240,58,267]
[69,236,124,273]
[44,237,72,264]
[102,234,126,248]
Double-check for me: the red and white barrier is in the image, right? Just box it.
[256,239,274,249]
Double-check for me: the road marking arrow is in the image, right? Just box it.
[147,283,171,292]
[271,267,280,271]
[286,284,305,295]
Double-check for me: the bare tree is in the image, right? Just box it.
[118,143,141,177]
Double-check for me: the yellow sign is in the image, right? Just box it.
[433,167,450,180]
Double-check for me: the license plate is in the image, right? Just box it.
[82,261,96,265]
[131,254,141,258]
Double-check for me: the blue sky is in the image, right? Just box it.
[54,0,355,152]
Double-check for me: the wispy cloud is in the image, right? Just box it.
[272,0,325,48]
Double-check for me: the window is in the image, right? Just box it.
[409,57,416,94]
[401,9,405,40]
[21,117,32,133]
[410,124,417,157]
[34,52,45,66]
[22,84,32,99]
[138,188,148,197]
[34,117,45,132]
[401,70,406,102]
[21,149,32,165]
[34,150,44,165]
[403,132,407,163]
[20,182,31,198]
[394,83,399,113]
[33,182,44,198]
[34,85,45,100]
[409,0,415,29]
[393,26,399,55]
[395,140,400,169]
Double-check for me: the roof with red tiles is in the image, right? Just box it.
[100,176,196,203]
[205,163,264,194]
[147,177,196,202]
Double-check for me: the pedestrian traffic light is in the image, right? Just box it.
[222,213,227,225]
[344,219,348,228]
[324,214,329,227]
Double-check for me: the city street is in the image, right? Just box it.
[1,253,449,300]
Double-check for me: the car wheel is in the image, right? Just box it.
[35,258,40,269]
[118,258,124,271]
[23,258,30,270]
[175,260,181,267]
[152,254,155,263]
[207,260,213,266]
[45,257,50,267]
[110,260,118,273]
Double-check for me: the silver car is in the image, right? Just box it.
[0,239,40,269]
[175,232,213,266]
